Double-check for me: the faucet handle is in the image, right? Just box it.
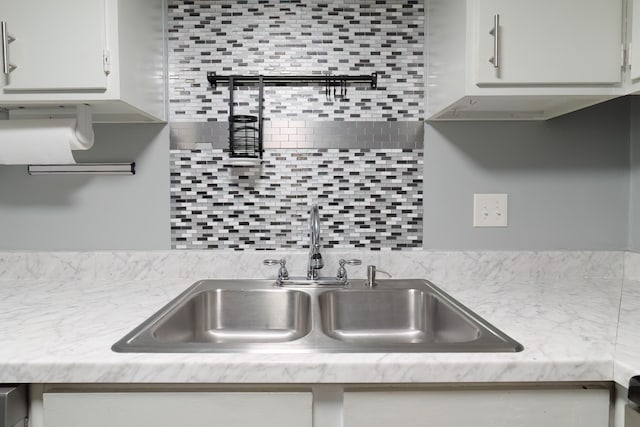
[264,259,289,284]
[337,259,362,283]
[366,265,391,288]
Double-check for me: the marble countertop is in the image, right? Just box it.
[0,272,626,385]
[614,278,640,387]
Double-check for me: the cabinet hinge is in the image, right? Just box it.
[103,50,112,75]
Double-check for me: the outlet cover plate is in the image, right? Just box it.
[473,193,508,227]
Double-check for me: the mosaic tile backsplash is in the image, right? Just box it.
[171,148,423,250]
[168,0,425,250]
[167,0,425,121]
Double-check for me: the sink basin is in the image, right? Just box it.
[319,289,480,344]
[153,289,311,344]
[112,279,523,353]
[112,281,314,352]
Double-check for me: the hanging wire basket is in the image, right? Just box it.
[229,114,260,159]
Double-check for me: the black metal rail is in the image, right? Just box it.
[207,72,378,90]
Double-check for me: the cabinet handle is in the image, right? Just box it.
[1,21,16,75]
[489,14,500,68]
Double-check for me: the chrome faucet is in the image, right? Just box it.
[307,204,324,280]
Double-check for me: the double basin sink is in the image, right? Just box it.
[112,279,523,353]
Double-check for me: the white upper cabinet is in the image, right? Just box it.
[474,0,623,86]
[0,0,166,122]
[426,0,625,120]
[626,0,640,90]
[0,0,107,91]
[631,0,640,82]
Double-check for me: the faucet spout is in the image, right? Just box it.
[307,204,324,280]
[310,204,320,246]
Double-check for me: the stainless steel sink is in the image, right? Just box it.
[153,289,311,344]
[319,289,481,344]
[112,279,523,353]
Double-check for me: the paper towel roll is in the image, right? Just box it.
[0,118,94,165]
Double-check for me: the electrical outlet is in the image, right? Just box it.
[473,193,508,227]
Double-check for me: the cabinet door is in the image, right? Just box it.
[344,388,610,427]
[0,0,107,91]
[631,0,640,81]
[43,392,312,427]
[475,0,623,86]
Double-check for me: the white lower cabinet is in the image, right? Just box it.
[343,387,611,427]
[42,391,312,427]
[39,385,611,427]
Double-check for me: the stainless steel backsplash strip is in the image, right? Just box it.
[170,121,424,150]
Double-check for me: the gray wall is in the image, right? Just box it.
[629,97,640,252]
[0,99,633,251]
[0,123,170,250]
[424,97,631,250]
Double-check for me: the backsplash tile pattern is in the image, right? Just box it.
[167,0,425,121]
[167,0,425,250]
[170,148,423,250]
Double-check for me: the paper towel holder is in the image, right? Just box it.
[5,104,134,175]
[73,104,94,148]
[2,104,94,145]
